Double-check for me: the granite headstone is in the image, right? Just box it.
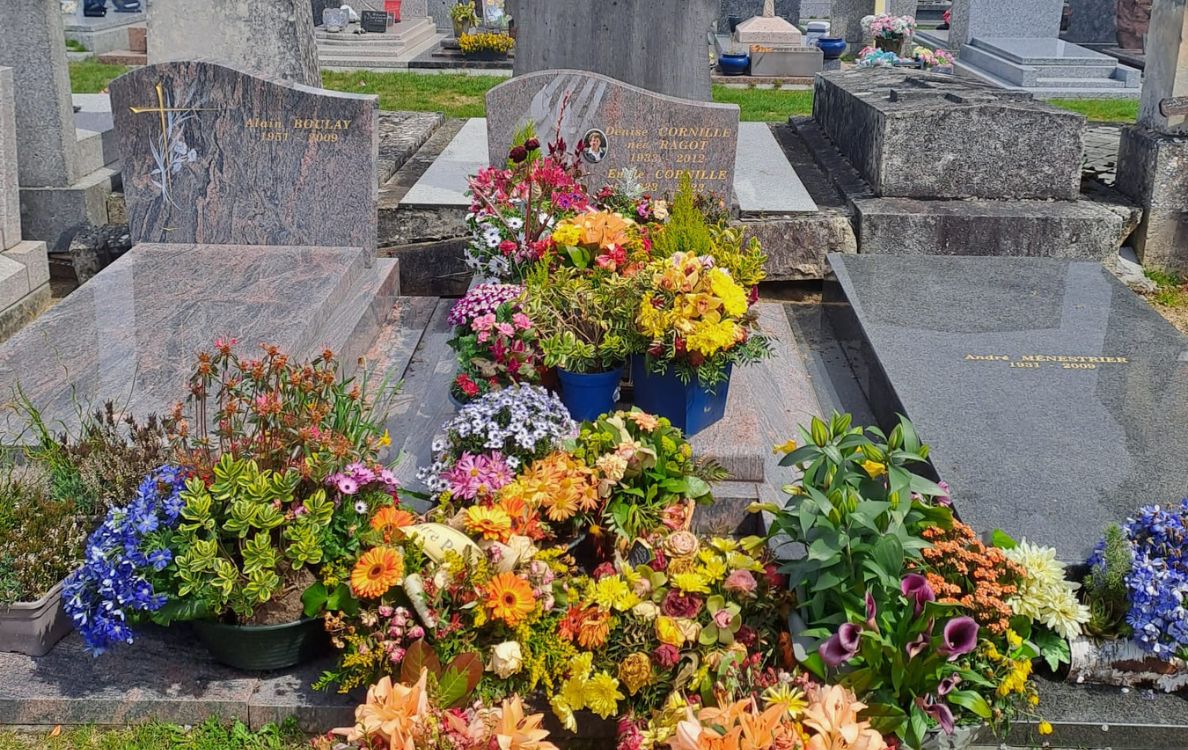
[0,68,20,251]
[826,253,1188,562]
[109,61,379,253]
[510,0,717,101]
[949,0,1064,47]
[148,0,322,86]
[486,70,740,198]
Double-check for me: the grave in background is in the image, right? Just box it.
[0,67,51,341]
[825,253,1188,563]
[801,68,1139,259]
[148,0,322,85]
[1115,0,1188,271]
[936,0,1140,96]
[510,0,718,101]
[60,0,144,54]
[0,62,399,441]
[0,0,120,253]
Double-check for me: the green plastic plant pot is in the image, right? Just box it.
[192,617,328,671]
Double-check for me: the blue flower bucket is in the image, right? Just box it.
[557,365,622,422]
[630,356,731,437]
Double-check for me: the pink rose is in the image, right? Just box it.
[724,569,757,596]
[512,312,532,330]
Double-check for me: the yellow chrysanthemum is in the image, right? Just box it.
[551,222,582,247]
[671,571,711,594]
[588,576,640,611]
[582,672,624,718]
[655,616,684,646]
[686,319,740,357]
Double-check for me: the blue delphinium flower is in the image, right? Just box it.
[62,465,188,654]
[1099,499,1188,659]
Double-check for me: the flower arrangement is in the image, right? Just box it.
[911,45,954,70]
[765,412,1086,747]
[856,47,901,68]
[464,135,588,280]
[862,13,917,39]
[522,264,638,375]
[458,31,515,56]
[1086,500,1188,659]
[448,0,478,26]
[64,343,400,652]
[418,385,578,498]
[446,283,542,404]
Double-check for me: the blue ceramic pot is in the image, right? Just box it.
[718,53,750,76]
[630,356,732,437]
[817,37,847,60]
[557,365,622,422]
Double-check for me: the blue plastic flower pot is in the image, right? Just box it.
[557,365,622,422]
[630,356,731,437]
[817,37,847,60]
[718,52,750,76]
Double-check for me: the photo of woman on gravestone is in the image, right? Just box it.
[583,129,608,163]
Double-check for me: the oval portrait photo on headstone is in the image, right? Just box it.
[582,128,608,164]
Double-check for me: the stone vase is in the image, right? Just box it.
[1115,0,1151,50]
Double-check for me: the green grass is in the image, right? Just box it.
[0,719,307,750]
[68,61,128,94]
[321,71,501,119]
[65,39,87,53]
[1145,269,1188,307]
[710,85,814,121]
[1048,98,1139,123]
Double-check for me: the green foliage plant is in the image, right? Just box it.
[1084,523,1134,637]
[522,264,636,374]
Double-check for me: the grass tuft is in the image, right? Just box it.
[1047,98,1139,123]
[69,61,128,94]
[0,719,307,750]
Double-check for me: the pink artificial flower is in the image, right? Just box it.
[472,313,497,332]
[713,608,733,629]
[723,569,758,596]
[512,312,533,330]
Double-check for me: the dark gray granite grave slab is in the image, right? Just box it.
[110,61,378,253]
[812,69,1084,200]
[825,254,1188,563]
[0,243,397,443]
[486,70,740,199]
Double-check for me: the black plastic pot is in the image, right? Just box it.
[192,617,328,671]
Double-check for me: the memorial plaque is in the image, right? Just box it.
[486,70,740,198]
[826,254,1188,562]
[360,10,389,32]
[110,61,378,253]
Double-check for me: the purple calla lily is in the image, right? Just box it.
[901,574,935,615]
[918,695,956,734]
[938,616,979,660]
[865,591,878,630]
[937,673,962,696]
[905,629,930,659]
[819,622,862,667]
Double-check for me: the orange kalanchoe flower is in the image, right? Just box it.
[916,520,1025,635]
[350,547,405,599]
[484,572,537,626]
[370,506,416,543]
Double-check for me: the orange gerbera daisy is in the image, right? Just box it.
[351,547,404,599]
[465,505,513,542]
[371,506,416,543]
[484,572,537,626]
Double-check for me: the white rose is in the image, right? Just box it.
[487,640,524,679]
[632,601,660,621]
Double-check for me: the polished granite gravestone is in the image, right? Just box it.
[109,61,378,253]
[485,70,740,198]
[0,244,398,442]
[825,254,1188,563]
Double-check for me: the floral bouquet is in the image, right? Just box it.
[464,135,589,281]
[446,283,542,404]
[635,251,769,390]
[548,209,652,275]
[1085,500,1188,660]
[418,385,578,500]
[863,13,917,39]
[911,45,955,70]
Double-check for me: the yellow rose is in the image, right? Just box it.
[655,615,684,646]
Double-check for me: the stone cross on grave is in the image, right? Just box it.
[763,0,775,16]
[126,80,223,211]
